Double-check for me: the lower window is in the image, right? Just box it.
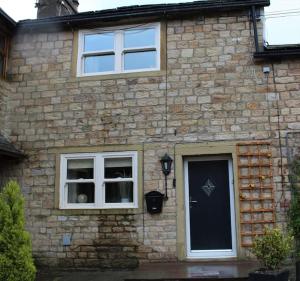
[60,151,138,209]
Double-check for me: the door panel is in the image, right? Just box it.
[188,160,232,250]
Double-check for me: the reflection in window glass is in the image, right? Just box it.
[84,55,114,73]
[104,157,132,179]
[124,51,156,70]
[105,182,133,203]
[124,28,156,48]
[84,33,114,52]
[67,182,95,203]
[67,159,94,180]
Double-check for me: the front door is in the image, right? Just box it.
[184,156,237,258]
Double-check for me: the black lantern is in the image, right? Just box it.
[160,153,173,176]
[160,153,173,200]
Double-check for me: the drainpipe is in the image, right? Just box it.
[251,6,260,53]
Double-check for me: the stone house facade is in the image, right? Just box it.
[1,0,300,269]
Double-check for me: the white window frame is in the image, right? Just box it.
[60,151,138,209]
[77,23,161,77]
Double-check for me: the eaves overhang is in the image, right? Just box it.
[0,8,16,35]
[0,8,16,28]
[17,0,270,31]
[0,135,25,159]
[254,48,300,60]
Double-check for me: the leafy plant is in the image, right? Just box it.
[288,159,300,258]
[0,181,36,281]
[252,227,293,271]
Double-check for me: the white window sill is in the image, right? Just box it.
[59,205,139,210]
[77,67,160,78]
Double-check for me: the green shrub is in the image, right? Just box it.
[288,159,300,258]
[0,181,36,281]
[252,227,293,271]
[289,195,300,240]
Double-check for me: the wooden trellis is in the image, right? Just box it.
[237,141,275,247]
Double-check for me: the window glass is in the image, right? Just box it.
[104,157,132,178]
[84,55,114,73]
[84,33,114,52]
[124,51,156,70]
[78,24,159,76]
[105,182,133,203]
[124,28,156,48]
[67,182,95,203]
[61,152,137,208]
[67,159,94,179]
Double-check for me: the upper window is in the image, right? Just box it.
[60,151,138,209]
[77,23,160,76]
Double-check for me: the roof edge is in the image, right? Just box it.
[0,8,16,28]
[254,48,300,60]
[0,134,25,159]
[17,0,270,30]
[0,149,25,159]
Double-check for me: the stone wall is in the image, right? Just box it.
[0,79,11,137]
[4,10,300,267]
[0,79,19,188]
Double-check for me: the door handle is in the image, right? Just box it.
[189,197,197,203]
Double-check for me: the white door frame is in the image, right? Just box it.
[184,155,237,259]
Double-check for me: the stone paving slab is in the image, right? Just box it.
[36,261,258,281]
[36,271,128,281]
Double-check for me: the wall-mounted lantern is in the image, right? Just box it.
[160,153,173,200]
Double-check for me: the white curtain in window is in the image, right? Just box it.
[68,159,93,169]
[105,157,132,168]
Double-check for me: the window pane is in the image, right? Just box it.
[67,159,94,179]
[105,182,133,203]
[84,33,114,52]
[124,28,156,48]
[67,183,95,203]
[104,157,132,178]
[124,51,156,70]
[84,55,114,73]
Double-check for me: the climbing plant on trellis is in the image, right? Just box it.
[237,141,275,247]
